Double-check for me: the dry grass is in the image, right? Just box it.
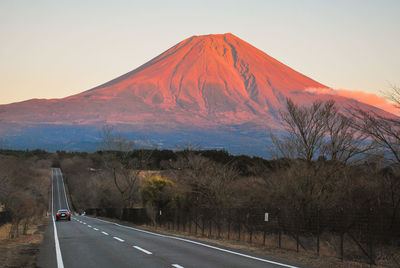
[0,217,47,268]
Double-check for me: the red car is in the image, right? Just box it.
[56,209,71,221]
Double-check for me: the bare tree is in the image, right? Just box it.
[99,125,153,208]
[350,86,400,229]
[269,98,371,163]
[322,101,372,163]
[350,85,400,163]
[174,153,238,210]
[268,99,326,161]
[265,99,375,223]
[382,84,400,110]
[351,108,400,163]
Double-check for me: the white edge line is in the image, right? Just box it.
[52,217,65,268]
[52,169,64,268]
[85,216,299,268]
[113,236,125,242]
[172,265,184,268]
[133,246,152,255]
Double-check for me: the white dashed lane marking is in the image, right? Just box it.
[87,216,299,268]
[88,225,92,227]
[133,246,152,255]
[101,231,109,236]
[113,236,125,242]
[93,228,99,231]
[172,265,184,268]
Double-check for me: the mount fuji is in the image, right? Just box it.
[0,33,389,155]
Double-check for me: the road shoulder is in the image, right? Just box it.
[36,217,57,268]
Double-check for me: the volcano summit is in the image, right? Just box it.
[0,33,387,155]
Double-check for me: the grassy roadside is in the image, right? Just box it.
[87,215,389,268]
[0,216,47,268]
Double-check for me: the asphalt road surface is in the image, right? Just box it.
[37,168,304,268]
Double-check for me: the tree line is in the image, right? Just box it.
[0,152,51,238]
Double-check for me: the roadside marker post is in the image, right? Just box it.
[263,212,269,246]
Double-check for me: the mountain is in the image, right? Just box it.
[0,33,390,155]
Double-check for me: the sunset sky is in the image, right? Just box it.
[1,0,399,109]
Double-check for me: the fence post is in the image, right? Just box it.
[228,220,230,240]
[278,229,281,248]
[194,217,197,235]
[218,219,221,239]
[195,211,198,235]
[368,207,375,265]
[296,209,300,253]
[263,224,266,246]
[317,208,320,256]
[202,217,205,236]
[238,222,241,241]
[189,214,191,234]
[278,208,282,248]
[340,232,344,261]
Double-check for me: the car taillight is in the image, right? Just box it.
[56,213,60,216]
[66,213,70,215]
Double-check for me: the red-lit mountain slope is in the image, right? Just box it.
[0,33,391,152]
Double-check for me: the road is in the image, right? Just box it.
[37,168,303,268]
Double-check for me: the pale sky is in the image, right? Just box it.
[1,0,399,104]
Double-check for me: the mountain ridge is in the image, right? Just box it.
[0,33,392,154]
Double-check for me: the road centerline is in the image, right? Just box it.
[113,236,125,242]
[133,246,152,255]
